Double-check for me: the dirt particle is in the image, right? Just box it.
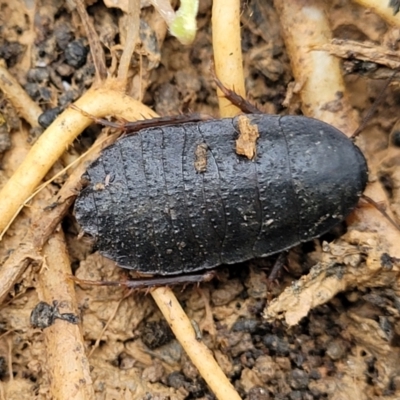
[288,368,309,390]
[0,40,24,67]
[142,362,165,383]
[65,39,89,68]
[194,142,208,173]
[38,107,62,128]
[235,115,259,159]
[141,320,174,349]
[326,339,347,360]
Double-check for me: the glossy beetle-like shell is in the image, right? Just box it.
[74,114,368,275]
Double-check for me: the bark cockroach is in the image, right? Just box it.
[74,113,368,275]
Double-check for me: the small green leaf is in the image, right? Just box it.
[169,0,199,45]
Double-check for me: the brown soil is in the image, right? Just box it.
[1,0,400,399]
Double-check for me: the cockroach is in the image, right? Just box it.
[74,112,368,275]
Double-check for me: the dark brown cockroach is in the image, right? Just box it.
[74,113,367,275]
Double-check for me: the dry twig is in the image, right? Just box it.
[0,63,42,127]
[212,0,246,117]
[319,39,400,70]
[38,231,94,399]
[353,0,400,27]
[74,0,108,81]
[274,0,359,136]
